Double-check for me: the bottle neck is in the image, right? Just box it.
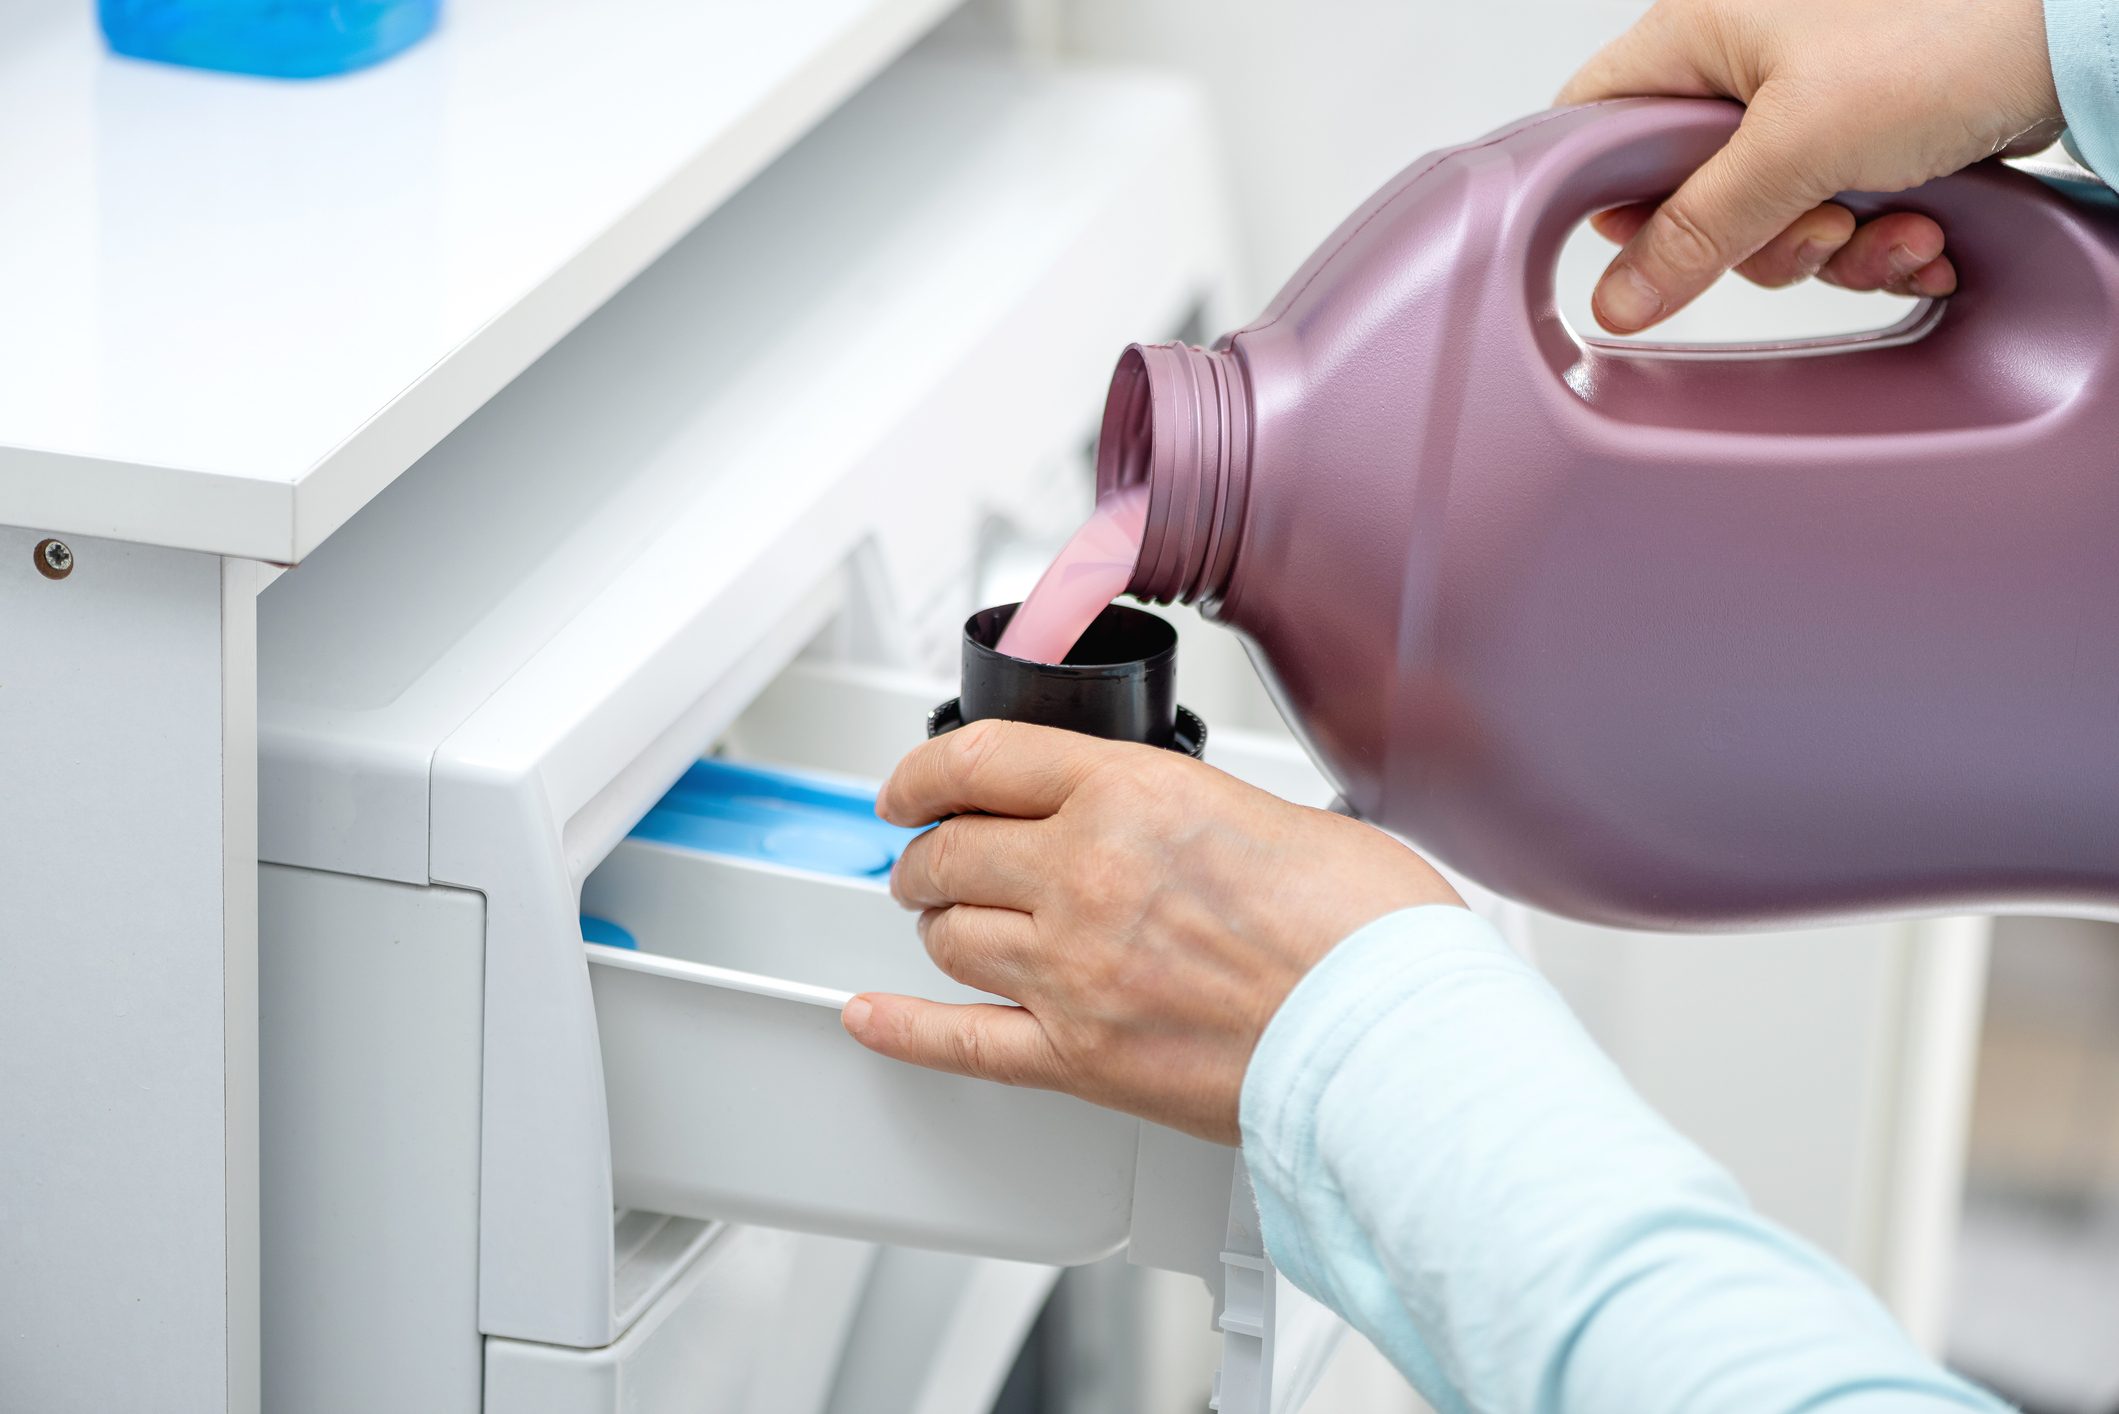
[1095,342,1251,611]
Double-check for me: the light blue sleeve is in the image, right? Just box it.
[1238,905,2008,1414]
[2047,0,2119,182]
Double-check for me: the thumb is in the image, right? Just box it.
[841,993,1064,1089]
[1594,104,1829,333]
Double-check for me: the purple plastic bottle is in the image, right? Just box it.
[1098,98,2119,931]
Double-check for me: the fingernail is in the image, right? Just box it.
[1888,242,1927,277]
[1596,264,1663,332]
[842,997,873,1036]
[1795,238,1834,275]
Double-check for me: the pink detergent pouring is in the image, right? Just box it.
[1080,97,2119,931]
[997,484,1151,663]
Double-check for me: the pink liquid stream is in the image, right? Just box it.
[995,484,1151,663]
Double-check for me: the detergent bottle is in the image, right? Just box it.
[1093,98,2119,930]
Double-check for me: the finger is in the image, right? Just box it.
[917,904,1038,996]
[877,718,1111,826]
[1894,255,1958,299]
[1815,212,1954,295]
[1556,10,1717,106]
[1594,103,1833,333]
[890,815,1050,912]
[1824,246,1956,300]
[1588,202,1656,245]
[1731,202,1855,288]
[841,993,1063,1089]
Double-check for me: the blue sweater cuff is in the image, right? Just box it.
[1238,905,1523,1305]
[1232,905,2007,1414]
[2047,0,2119,183]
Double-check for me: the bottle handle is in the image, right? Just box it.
[1514,99,2109,377]
[1574,298,1945,362]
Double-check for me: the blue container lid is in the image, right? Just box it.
[99,0,441,80]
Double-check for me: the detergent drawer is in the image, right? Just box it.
[575,655,1346,1266]
[580,799,1140,1264]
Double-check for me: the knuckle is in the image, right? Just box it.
[924,910,994,987]
[920,907,958,968]
[1077,771,1141,825]
[1082,746,1171,816]
[919,819,960,893]
[949,1014,995,1079]
[1148,761,1208,823]
[1072,948,1130,999]
[946,717,1009,784]
[1078,834,1138,889]
[1651,194,1727,271]
[1734,247,1799,290]
[1073,847,1148,927]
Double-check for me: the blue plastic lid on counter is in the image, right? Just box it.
[626,758,923,879]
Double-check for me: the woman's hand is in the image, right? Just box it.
[840,720,1461,1143]
[1558,0,2064,333]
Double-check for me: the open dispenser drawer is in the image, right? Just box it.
[582,661,1361,1410]
[580,728,1139,1263]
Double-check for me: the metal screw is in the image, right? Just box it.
[33,538,72,580]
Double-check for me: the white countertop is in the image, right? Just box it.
[0,0,954,562]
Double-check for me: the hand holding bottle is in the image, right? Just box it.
[840,719,1460,1143]
[1558,0,2064,331]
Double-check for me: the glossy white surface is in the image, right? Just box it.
[0,0,953,560]
[257,53,1222,886]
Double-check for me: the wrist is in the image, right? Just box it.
[1239,904,1509,1165]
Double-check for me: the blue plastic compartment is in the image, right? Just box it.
[579,915,637,951]
[624,758,924,880]
[100,0,441,79]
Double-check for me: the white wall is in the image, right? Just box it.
[1058,0,1909,340]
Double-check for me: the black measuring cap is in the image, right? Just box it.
[928,602,1204,757]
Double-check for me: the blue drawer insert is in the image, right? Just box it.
[622,758,923,879]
